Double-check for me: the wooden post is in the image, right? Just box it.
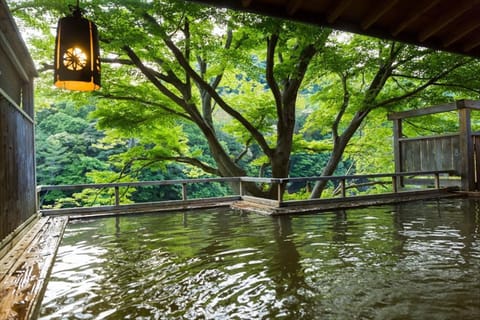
[434,172,440,189]
[392,118,403,190]
[458,100,475,191]
[392,176,398,193]
[239,180,244,197]
[340,179,346,197]
[182,183,187,201]
[277,181,285,206]
[114,186,120,206]
[475,135,480,190]
[36,189,41,212]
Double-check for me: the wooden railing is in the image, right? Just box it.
[36,170,459,216]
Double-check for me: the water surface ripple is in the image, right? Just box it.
[40,198,480,319]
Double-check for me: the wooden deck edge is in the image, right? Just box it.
[42,197,239,219]
[38,189,465,218]
[232,188,462,215]
[0,216,68,320]
[454,191,480,197]
[0,214,40,262]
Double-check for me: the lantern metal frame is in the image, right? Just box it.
[54,0,101,91]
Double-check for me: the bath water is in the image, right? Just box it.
[39,198,480,319]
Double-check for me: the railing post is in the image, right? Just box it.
[182,183,187,201]
[340,179,346,198]
[392,176,398,193]
[277,180,285,206]
[239,180,244,197]
[36,188,40,212]
[434,172,440,189]
[114,186,120,206]
[458,101,475,191]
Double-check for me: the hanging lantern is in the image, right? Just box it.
[54,2,100,91]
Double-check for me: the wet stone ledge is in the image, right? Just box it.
[0,216,68,320]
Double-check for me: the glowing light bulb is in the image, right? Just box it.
[63,47,87,71]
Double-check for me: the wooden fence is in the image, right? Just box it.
[399,134,461,172]
[37,170,459,216]
[389,100,480,191]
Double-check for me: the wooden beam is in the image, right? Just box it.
[326,0,353,23]
[392,0,442,36]
[37,177,241,192]
[463,35,480,52]
[361,0,400,30]
[418,0,479,42]
[41,197,240,218]
[387,102,458,120]
[286,0,303,15]
[241,0,252,8]
[0,3,37,79]
[443,20,480,47]
[463,100,480,110]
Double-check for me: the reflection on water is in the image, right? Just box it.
[40,198,480,319]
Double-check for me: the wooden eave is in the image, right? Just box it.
[187,0,480,59]
[0,0,37,79]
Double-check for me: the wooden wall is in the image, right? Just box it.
[0,99,36,243]
[0,0,37,246]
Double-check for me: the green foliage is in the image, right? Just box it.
[35,102,121,205]
[36,103,111,185]
[13,0,480,201]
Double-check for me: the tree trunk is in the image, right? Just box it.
[199,118,270,197]
[270,146,292,199]
[310,111,368,198]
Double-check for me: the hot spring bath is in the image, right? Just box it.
[39,198,480,319]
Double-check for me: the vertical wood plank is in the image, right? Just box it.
[458,100,475,191]
[0,101,35,244]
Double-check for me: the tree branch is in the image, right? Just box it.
[266,34,283,123]
[332,72,350,142]
[183,18,193,100]
[234,137,253,163]
[376,59,471,108]
[162,35,273,157]
[101,57,134,65]
[431,82,480,95]
[99,93,193,121]
[133,156,219,175]
[122,45,187,108]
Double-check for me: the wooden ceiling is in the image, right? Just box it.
[188,0,480,58]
